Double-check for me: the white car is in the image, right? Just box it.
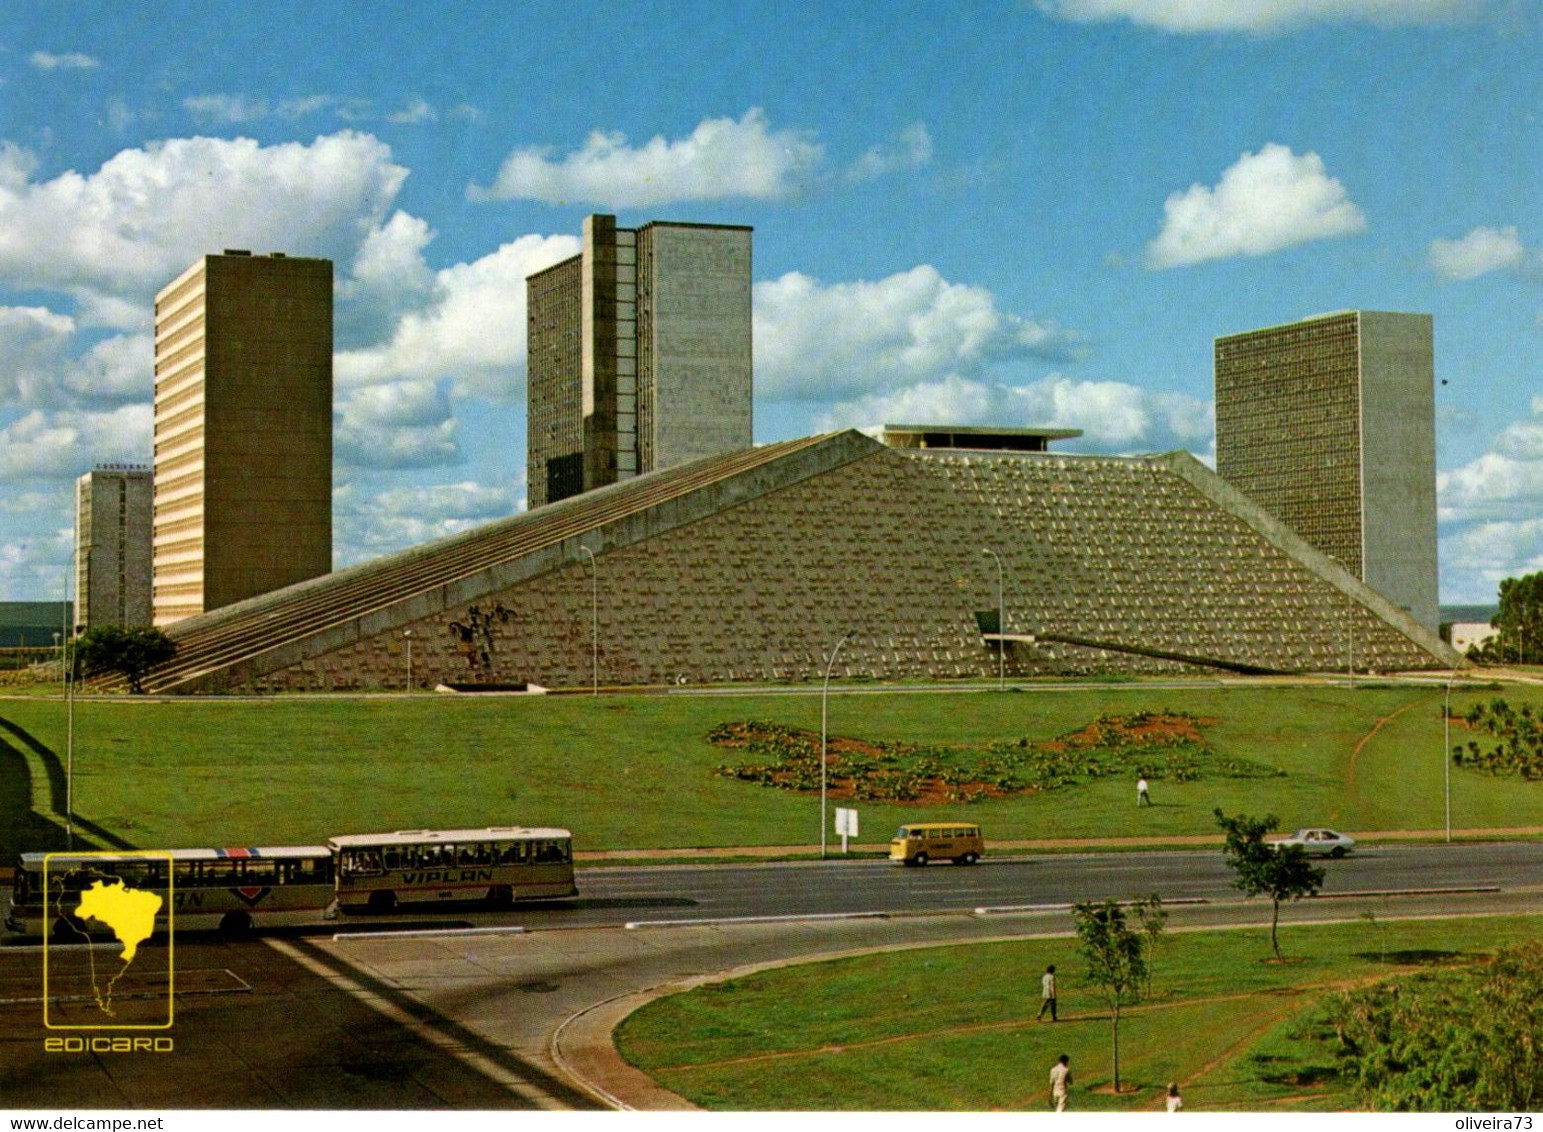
[1277,828,1356,858]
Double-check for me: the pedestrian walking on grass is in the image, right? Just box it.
[1166,1082,1184,1112]
[1137,776,1151,806]
[1037,964,1057,1021]
[1049,1054,1072,1111]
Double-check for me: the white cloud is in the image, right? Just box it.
[813,373,1212,454]
[1442,520,1543,605]
[336,232,580,400]
[0,405,152,481]
[337,210,439,346]
[0,132,408,328]
[334,480,517,567]
[468,108,823,207]
[845,123,933,183]
[1429,225,1526,281]
[754,266,1079,402]
[1035,0,1475,33]
[335,381,459,469]
[30,51,99,71]
[388,98,437,125]
[182,94,358,123]
[0,308,147,408]
[1146,144,1366,268]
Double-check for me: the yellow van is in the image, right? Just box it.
[889,822,984,866]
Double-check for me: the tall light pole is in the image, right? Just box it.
[821,628,854,859]
[578,545,598,696]
[1444,665,1460,843]
[981,548,1004,691]
[403,629,414,691]
[64,539,75,850]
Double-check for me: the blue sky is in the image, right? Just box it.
[0,0,1540,604]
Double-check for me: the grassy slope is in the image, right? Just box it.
[0,680,1537,857]
[615,914,1543,1111]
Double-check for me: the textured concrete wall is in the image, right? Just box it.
[526,254,583,508]
[1215,311,1365,578]
[224,445,1452,694]
[1358,312,1438,631]
[639,223,753,471]
[76,470,153,629]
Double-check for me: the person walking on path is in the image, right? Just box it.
[1037,964,1058,1021]
[1049,1054,1072,1111]
[1137,776,1151,806]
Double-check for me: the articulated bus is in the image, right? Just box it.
[330,827,577,912]
[5,826,577,939]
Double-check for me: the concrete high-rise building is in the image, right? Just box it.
[1214,310,1438,630]
[75,466,153,631]
[152,251,333,626]
[526,214,752,508]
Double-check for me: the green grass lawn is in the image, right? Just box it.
[614,914,1543,1111]
[0,680,1538,859]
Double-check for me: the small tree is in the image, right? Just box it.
[1132,892,1167,997]
[1073,898,1146,1094]
[1214,809,1325,961]
[73,626,177,694]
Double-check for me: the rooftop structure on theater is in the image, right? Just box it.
[881,424,1083,452]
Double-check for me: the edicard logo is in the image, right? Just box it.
[43,851,174,1030]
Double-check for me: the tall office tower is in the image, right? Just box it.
[526,214,752,508]
[152,251,333,626]
[75,465,153,631]
[1214,310,1438,630]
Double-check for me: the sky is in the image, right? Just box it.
[0,0,1540,605]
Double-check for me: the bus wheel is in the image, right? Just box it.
[956,852,978,866]
[487,885,514,908]
[367,890,397,913]
[51,917,76,942]
[912,852,928,867]
[219,911,253,935]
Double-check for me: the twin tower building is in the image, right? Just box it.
[74,218,1436,637]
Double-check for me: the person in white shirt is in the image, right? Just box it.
[1166,1082,1184,1111]
[1049,1054,1072,1111]
[1137,776,1151,806]
[1037,964,1057,1021]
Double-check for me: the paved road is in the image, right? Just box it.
[4,842,1542,1110]
[382,839,1543,931]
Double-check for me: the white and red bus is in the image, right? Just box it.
[5,846,334,938]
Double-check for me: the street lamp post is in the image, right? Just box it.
[981,548,1004,691]
[403,629,414,691]
[821,628,854,859]
[1444,665,1460,843]
[578,545,598,696]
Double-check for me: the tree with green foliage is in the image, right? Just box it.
[1213,809,1325,961]
[1072,898,1146,1094]
[1475,572,1543,664]
[1329,940,1543,1110]
[72,625,177,694]
[1132,892,1167,997]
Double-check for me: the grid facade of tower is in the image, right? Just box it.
[152,252,333,626]
[75,467,153,631]
[1214,310,1438,630]
[526,214,752,509]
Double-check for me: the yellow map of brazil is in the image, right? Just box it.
[76,878,162,965]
